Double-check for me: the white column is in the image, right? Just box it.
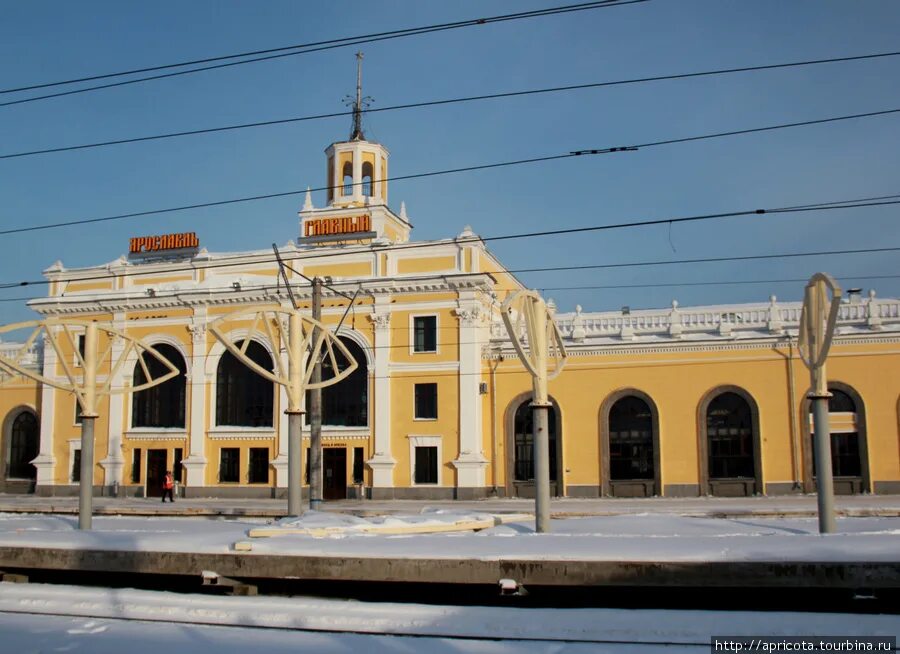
[271,351,290,488]
[452,296,488,489]
[352,149,363,204]
[99,313,126,487]
[182,315,208,487]
[367,301,395,488]
[33,334,56,488]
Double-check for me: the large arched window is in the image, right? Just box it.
[706,392,755,480]
[7,411,38,479]
[513,400,558,483]
[609,396,654,481]
[132,344,186,428]
[342,161,353,196]
[307,336,367,427]
[216,340,274,427]
[810,387,862,480]
[361,161,374,197]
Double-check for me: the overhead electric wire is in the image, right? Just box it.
[3,49,898,160]
[0,194,896,290]
[2,106,898,238]
[0,0,647,108]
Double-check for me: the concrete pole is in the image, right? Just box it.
[286,312,304,517]
[309,278,323,511]
[78,322,99,531]
[810,368,836,534]
[531,299,551,534]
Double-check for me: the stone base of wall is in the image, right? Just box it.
[566,485,600,498]
[370,487,494,500]
[765,482,802,496]
[663,483,700,497]
[0,479,36,494]
[874,481,900,494]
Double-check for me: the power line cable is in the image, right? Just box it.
[2,107,898,238]
[0,195,896,290]
[3,50,897,160]
[3,271,896,306]
[0,1,647,108]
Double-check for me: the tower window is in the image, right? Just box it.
[342,161,353,196]
[362,161,374,197]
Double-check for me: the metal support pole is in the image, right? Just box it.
[78,417,95,530]
[309,278,323,511]
[810,392,837,534]
[287,411,304,516]
[78,321,98,531]
[532,403,551,533]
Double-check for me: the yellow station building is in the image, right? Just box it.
[1,120,898,500]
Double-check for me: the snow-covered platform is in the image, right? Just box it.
[0,510,898,591]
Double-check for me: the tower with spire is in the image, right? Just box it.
[299,53,411,246]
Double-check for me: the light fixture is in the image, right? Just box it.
[621,306,630,315]
[146,288,156,297]
[232,281,241,291]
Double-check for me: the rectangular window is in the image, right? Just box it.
[75,401,83,425]
[352,447,364,484]
[413,316,437,353]
[75,334,85,367]
[414,446,438,484]
[72,449,81,483]
[414,383,438,420]
[219,448,239,483]
[248,448,269,484]
[173,447,183,484]
[131,449,142,484]
[305,446,310,484]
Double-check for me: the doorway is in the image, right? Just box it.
[323,448,347,500]
[146,449,167,497]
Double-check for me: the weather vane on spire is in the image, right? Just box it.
[343,52,373,141]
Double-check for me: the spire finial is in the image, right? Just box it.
[344,52,372,141]
[302,186,313,211]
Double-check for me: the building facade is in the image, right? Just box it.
[1,127,899,499]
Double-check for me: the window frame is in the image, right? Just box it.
[413,382,438,421]
[410,314,439,354]
[408,435,442,486]
[219,447,240,483]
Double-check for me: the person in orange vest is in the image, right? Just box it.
[161,470,175,503]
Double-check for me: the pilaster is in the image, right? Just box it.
[33,333,56,487]
[367,300,395,487]
[99,313,126,487]
[452,295,488,488]
[183,312,208,486]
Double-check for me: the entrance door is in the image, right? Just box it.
[323,448,347,500]
[146,449,167,497]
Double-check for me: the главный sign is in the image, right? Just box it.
[130,232,199,254]
[304,215,370,237]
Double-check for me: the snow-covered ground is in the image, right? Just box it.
[0,510,898,562]
[0,582,898,654]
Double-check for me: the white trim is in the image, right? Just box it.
[125,429,188,442]
[391,361,459,373]
[408,435,442,486]
[409,313,439,355]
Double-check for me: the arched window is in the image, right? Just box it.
[216,340,274,427]
[810,387,862,480]
[342,161,353,196]
[132,344,186,428]
[7,411,38,479]
[609,396,654,480]
[361,161,374,197]
[513,400,557,482]
[307,337,367,427]
[706,392,755,479]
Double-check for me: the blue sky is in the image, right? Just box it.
[1,0,898,323]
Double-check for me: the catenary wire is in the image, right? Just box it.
[0,196,897,289]
[3,49,897,160]
[2,106,898,238]
[0,1,647,108]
